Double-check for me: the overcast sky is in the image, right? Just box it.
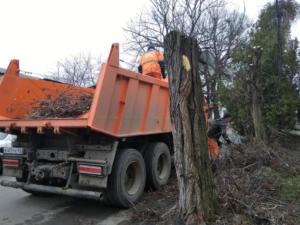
[0,0,299,75]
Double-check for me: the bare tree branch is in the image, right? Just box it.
[124,0,249,118]
[50,53,101,87]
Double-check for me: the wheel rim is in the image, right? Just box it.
[125,161,142,195]
[157,153,169,180]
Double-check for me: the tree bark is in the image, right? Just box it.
[251,82,266,143]
[164,31,217,224]
[250,49,266,143]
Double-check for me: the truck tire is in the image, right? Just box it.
[107,148,146,208]
[144,142,171,190]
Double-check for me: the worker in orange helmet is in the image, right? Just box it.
[138,42,166,79]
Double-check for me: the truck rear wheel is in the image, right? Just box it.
[107,148,146,208]
[144,142,171,190]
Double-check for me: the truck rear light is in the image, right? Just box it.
[3,159,20,168]
[78,165,102,176]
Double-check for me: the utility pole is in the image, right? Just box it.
[275,0,282,77]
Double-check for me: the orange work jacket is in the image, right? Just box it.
[203,98,220,160]
[139,50,164,79]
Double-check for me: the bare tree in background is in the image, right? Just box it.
[124,0,221,59]
[126,0,210,42]
[124,0,248,117]
[51,53,101,87]
[200,6,248,118]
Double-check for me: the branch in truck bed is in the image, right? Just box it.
[29,93,92,118]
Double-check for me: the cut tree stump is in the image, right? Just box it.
[164,31,217,224]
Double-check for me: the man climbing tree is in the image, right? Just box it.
[164,31,217,224]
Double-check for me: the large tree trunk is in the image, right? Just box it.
[250,50,266,143]
[164,31,217,224]
[251,84,266,143]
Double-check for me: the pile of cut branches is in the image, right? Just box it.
[30,92,92,118]
[213,142,300,225]
[125,138,300,225]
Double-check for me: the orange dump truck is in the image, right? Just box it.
[0,44,173,208]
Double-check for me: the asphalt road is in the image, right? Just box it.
[0,177,127,225]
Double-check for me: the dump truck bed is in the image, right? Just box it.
[0,44,172,137]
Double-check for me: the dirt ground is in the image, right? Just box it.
[121,172,178,225]
[125,134,300,225]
